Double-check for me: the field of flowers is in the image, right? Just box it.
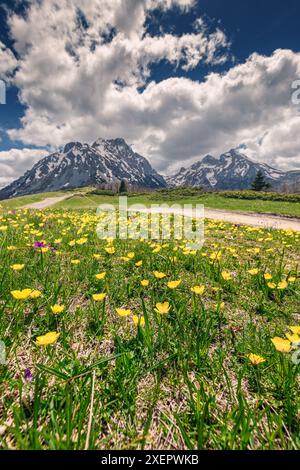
[0,207,299,450]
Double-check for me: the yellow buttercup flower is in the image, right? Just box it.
[11,264,25,271]
[264,273,273,280]
[71,259,80,265]
[288,277,296,283]
[191,285,205,295]
[92,293,106,302]
[132,315,145,327]
[153,271,166,279]
[155,302,171,314]
[267,282,276,289]
[289,326,300,335]
[285,333,300,344]
[11,289,32,300]
[95,272,106,280]
[141,280,149,287]
[135,260,143,267]
[271,337,291,353]
[221,271,232,281]
[116,308,132,317]
[76,237,87,245]
[51,304,65,314]
[105,246,115,254]
[167,280,181,290]
[30,290,42,299]
[11,289,41,300]
[35,331,60,346]
[248,353,266,365]
[215,301,225,309]
[248,268,259,276]
[277,280,288,290]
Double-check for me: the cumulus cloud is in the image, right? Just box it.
[0,41,17,79]
[1,0,300,182]
[0,148,48,188]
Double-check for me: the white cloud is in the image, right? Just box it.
[0,41,17,79]
[0,148,48,188]
[1,0,299,182]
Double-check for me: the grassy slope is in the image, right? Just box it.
[54,193,300,218]
[0,209,299,449]
[0,191,68,210]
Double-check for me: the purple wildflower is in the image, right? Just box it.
[24,368,33,382]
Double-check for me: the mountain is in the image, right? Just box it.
[166,149,300,191]
[0,138,167,199]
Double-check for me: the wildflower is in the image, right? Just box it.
[35,331,60,346]
[51,304,65,314]
[215,301,225,309]
[267,282,276,289]
[127,252,135,259]
[221,271,232,281]
[71,259,80,265]
[105,246,115,254]
[191,285,205,295]
[7,246,17,251]
[167,280,181,290]
[76,237,87,245]
[155,302,171,314]
[95,272,106,280]
[271,337,291,353]
[132,315,145,327]
[248,268,259,276]
[248,354,266,365]
[93,254,102,260]
[11,289,41,300]
[141,280,149,287]
[153,271,166,279]
[264,273,273,280]
[288,276,296,283]
[24,368,33,382]
[277,280,288,290]
[289,326,300,335]
[30,290,42,299]
[116,308,131,317]
[285,333,300,344]
[135,260,143,267]
[92,293,106,302]
[11,264,25,271]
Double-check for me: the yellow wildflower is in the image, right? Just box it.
[191,285,205,295]
[271,337,291,353]
[153,271,166,279]
[116,308,132,317]
[92,293,106,302]
[35,331,60,346]
[248,354,266,365]
[51,304,65,314]
[155,302,171,314]
[11,264,25,271]
[167,280,181,290]
[95,272,106,280]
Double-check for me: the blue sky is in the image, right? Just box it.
[0,0,300,186]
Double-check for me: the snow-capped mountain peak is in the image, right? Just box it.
[0,138,167,199]
[166,149,299,190]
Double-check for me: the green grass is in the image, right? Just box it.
[0,208,299,449]
[55,193,300,218]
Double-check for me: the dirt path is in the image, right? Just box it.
[22,194,300,231]
[133,207,300,232]
[22,195,71,209]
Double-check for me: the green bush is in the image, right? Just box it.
[220,190,300,203]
